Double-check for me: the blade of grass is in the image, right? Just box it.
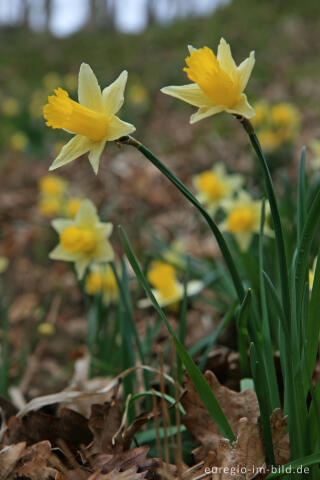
[265,453,320,479]
[237,289,251,378]
[297,147,307,245]
[119,225,235,443]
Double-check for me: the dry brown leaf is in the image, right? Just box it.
[270,408,290,465]
[8,440,57,480]
[0,442,26,479]
[181,371,260,458]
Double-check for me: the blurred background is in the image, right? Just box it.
[1,0,320,396]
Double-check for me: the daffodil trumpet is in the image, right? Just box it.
[118,135,244,302]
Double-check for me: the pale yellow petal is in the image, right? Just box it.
[217,38,237,78]
[226,93,255,119]
[237,51,255,91]
[102,71,128,116]
[235,232,252,251]
[75,258,90,279]
[51,219,74,234]
[188,45,197,54]
[49,244,76,262]
[161,83,210,107]
[75,199,99,227]
[99,223,113,238]
[106,116,135,141]
[49,135,92,171]
[95,241,115,263]
[78,63,103,112]
[88,140,106,174]
[190,105,224,124]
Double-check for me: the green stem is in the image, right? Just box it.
[118,135,244,303]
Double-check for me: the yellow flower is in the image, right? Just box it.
[220,191,273,251]
[2,98,19,116]
[39,174,67,197]
[270,103,299,129]
[251,101,270,126]
[139,260,203,308]
[38,322,56,336]
[128,84,148,105]
[310,140,320,169]
[86,263,119,305]
[65,197,82,218]
[0,256,9,274]
[258,128,282,152]
[161,38,255,123]
[50,199,114,279]
[193,163,243,214]
[43,63,135,174]
[9,132,28,152]
[38,196,62,217]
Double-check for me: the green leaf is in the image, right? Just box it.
[297,147,307,244]
[237,289,251,378]
[265,453,320,478]
[119,225,235,443]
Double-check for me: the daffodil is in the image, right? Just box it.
[270,103,299,129]
[8,132,28,152]
[251,101,270,126]
[193,163,243,214]
[220,191,273,251]
[138,260,203,308]
[50,199,114,279]
[38,196,62,217]
[2,98,19,116]
[39,175,67,197]
[86,263,119,305]
[310,140,320,169]
[258,128,282,152]
[43,63,135,174]
[161,38,255,123]
[65,197,82,219]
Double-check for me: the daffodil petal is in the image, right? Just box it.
[51,219,74,234]
[217,38,237,78]
[161,83,209,107]
[237,51,255,91]
[107,116,135,141]
[190,105,224,124]
[99,223,113,238]
[49,135,92,171]
[95,241,114,263]
[49,244,76,262]
[75,199,99,227]
[88,140,106,175]
[226,93,255,119]
[78,63,103,112]
[235,232,252,251]
[102,70,128,116]
[75,258,90,279]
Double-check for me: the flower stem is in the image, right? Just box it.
[118,135,245,303]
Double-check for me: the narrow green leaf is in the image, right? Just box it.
[265,453,320,479]
[297,147,307,244]
[237,289,251,378]
[119,226,235,443]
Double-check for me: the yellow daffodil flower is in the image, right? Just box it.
[9,132,28,152]
[161,38,255,123]
[128,84,148,105]
[193,163,243,214]
[50,199,114,279]
[258,128,282,152]
[251,101,270,126]
[39,174,67,197]
[270,103,299,129]
[2,98,19,116]
[86,263,119,305]
[65,197,82,218]
[220,191,273,251]
[43,63,135,174]
[138,260,203,308]
[310,140,320,169]
[38,196,62,217]
[0,256,9,274]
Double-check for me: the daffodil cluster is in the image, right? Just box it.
[251,101,300,152]
[85,263,119,306]
[50,199,114,279]
[38,174,82,219]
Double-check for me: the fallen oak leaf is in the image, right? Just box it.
[181,371,260,459]
[0,441,26,479]
[270,408,290,465]
[8,440,58,480]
